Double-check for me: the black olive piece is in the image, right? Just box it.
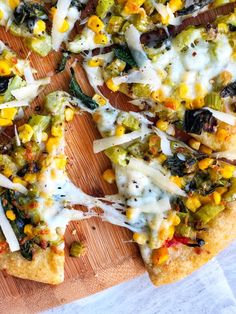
[27,17,38,32]
[229,24,236,32]
[17,162,41,177]
[184,109,217,135]
[187,238,205,247]
[220,81,236,98]
[0,76,11,93]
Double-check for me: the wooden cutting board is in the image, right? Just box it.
[0,3,235,313]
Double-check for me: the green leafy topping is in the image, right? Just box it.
[114,45,138,68]
[57,51,71,73]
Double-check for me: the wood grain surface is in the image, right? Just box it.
[0,3,235,313]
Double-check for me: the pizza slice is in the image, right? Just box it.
[82,10,236,155]
[69,71,236,285]
[0,40,50,127]
[67,0,235,53]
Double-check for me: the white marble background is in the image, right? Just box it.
[44,241,236,314]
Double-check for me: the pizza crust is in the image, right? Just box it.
[141,203,236,286]
[0,247,64,285]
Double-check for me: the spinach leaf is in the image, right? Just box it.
[184,109,217,135]
[14,2,48,26]
[114,45,138,68]
[57,52,70,73]
[164,153,197,177]
[0,76,11,93]
[69,68,98,110]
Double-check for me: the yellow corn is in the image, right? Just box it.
[220,164,235,179]
[151,89,165,102]
[198,194,211,205]
[126,207,138,220]
[13,177,27,187]
[94,33,108,45]
[6,210,16,221]
[55,155,67,170]
[8,0,19,9]
[133,232,148,245]
[185,195,201,212]
[220,71,232,86]
[198,158,214,170]
[199,145,212,155]
[102,169,115,184]
[0,60,11,76]
[115,125,125,136]
[42,132,48,142]
[156,153,167,164]
[0,118,13,127]
[192,97,205,109]
[156,119,168,131]
[0,108,17,120]
[65,108,75,122]
[188,138,201,150]
[123,0,145,14]
[92,94,106,106]
[24,224,33,237]
[160,14,170,25]
[3,167,13,178]
[106,78,119,92]
[215,187,228,195]
[87,58,104,67]
[195,83,205,97]
[170,176,184,188]
[24,173,37,184]
[33,20,46,35]
[46,137,61,153]
[88,15,104,33]
[178,83,189,99]
[152,247,169,265]
[0,10,4,20]
[213,191,221,205]
[169,0,183,12]
[216,128,229,141]
[218,23,228,33]
[51,124,63,137]
[59,19,69,33]
[18,124,34,143]
[50,7,57,19]
[167,212,181,226]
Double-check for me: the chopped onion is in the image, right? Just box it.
[212,151,236,161]
[205,107,236,126]
[154,127,172,156]
[24,65,35,84]
[0,99,30,110]
[93,126,150,153]
[0,173,27,194]
[128,157,186,196]
[14,125,21,147]
[0,202,20,252]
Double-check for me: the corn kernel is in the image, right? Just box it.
[160,14,170,25]
[152,247,169,265]
[123,0,145,14]
[178,83,189,99]
[198,158,214,170]
[33,20,46,35]
[126,207,139,220]
[199,145,212,155]
[42,132,48,142]
[88,15,104,33]
[220,164,235,179]
[156,119,168,131]
[58,19,69,33]
[18,124,34,143]
[0,60,11,76]
[13,177,27,187]
[0,10,4,20]
[51,124,63,137]
[163,98,180,110]
[94,33,108,45]
[170,176,183,188]
[92,94,106,106]
[50,7,57,19]
[213,191,221,205]
[6,210,16,221]
[215,187,228,195]
[8,0,19,9]
[106,78,119,92]
[188,138,201,150]
[218,23,228,33]
[24,224,33,237]
[151,89,165,102]
[192,97,205,109]
[87,58,104,67]
[115,125,126,136]
[195,83,205,97]
[24,173,37,184]
[102,169,115,184]
[3,167,13,178]
[156,153,167,164]
[220,71,232,86]
[0,118,13,127]
[46,137,61,153]
[198,194,211,205]
[216,128,229,141]
[0,108,17,120]
[169,0,183,12]
[65,108,75,122]
[55,155,67,170]
[186,196,201,212]
[133,232,148,245]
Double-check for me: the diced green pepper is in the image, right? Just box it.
[223,178,236,202]
[69,241,86,257]
[25,34,52,57]
[175,223,196,238]
[195,204,225,225]
[132,83,152,98]
[118,113,140,131]
[105,146,128,166]
[204,92,222,110]
[107,16,124,34]
[96,0,115,19]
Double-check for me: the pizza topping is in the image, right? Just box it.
[69,241,86,257]
[220,81,236,98]
[183,109,217,135]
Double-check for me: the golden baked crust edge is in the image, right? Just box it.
[0,247,64,285]
[141,203,236,286]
